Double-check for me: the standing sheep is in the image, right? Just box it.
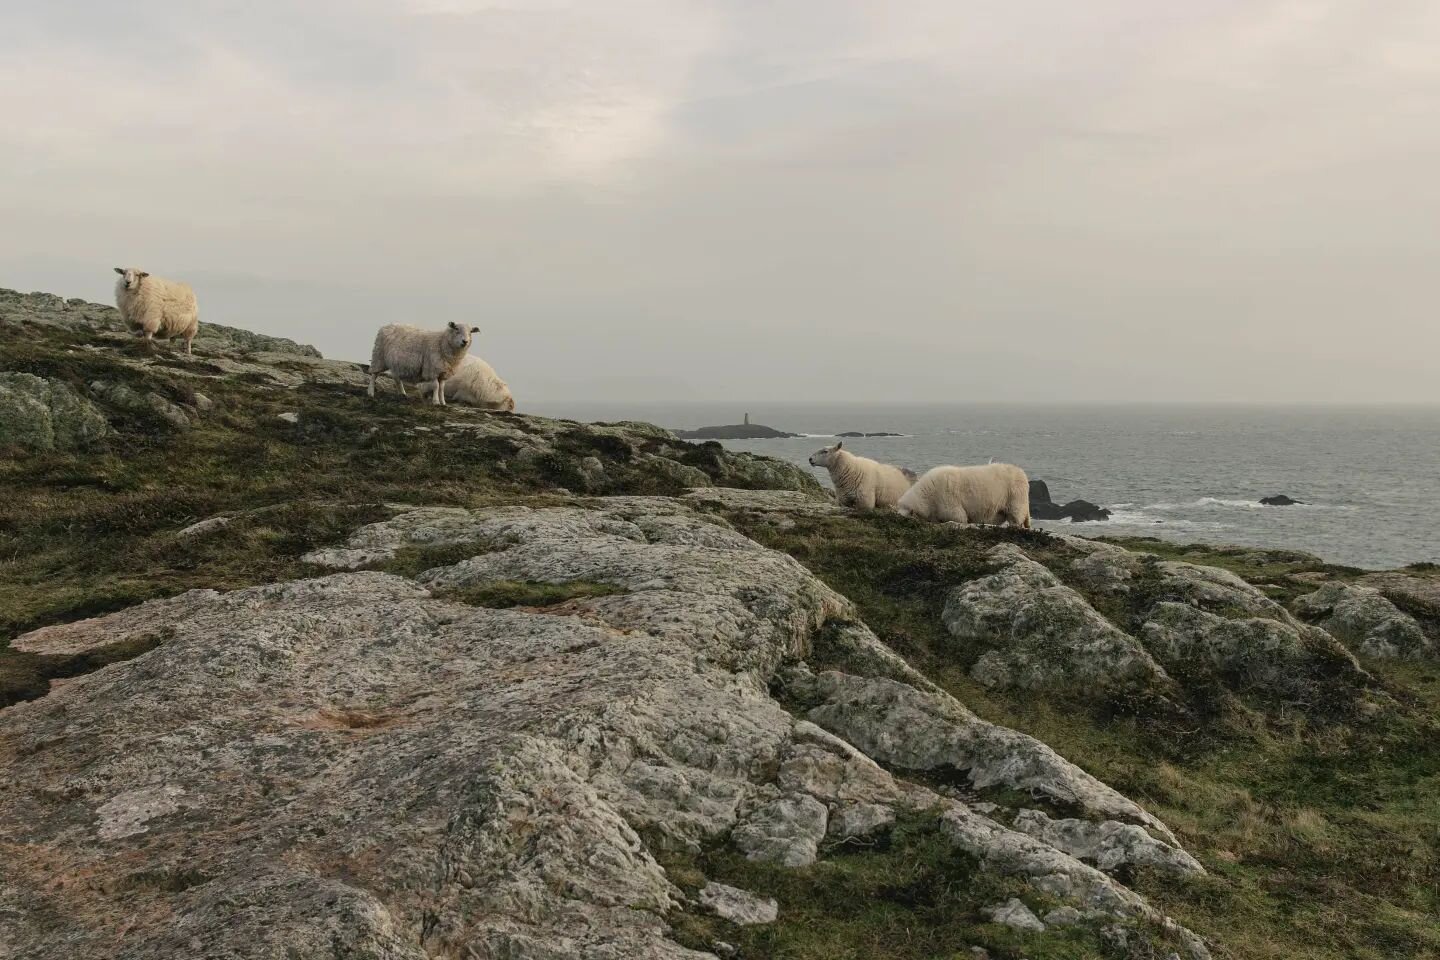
[415,355,515,411]
[368,322,479,406]
[113,267,200,355]
[808,441,915,511]
[897,462,1032,527]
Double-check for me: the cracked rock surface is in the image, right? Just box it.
[1,498,1210,960]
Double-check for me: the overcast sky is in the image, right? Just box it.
[3,1,1439,403]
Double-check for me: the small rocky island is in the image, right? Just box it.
[675,413,801,440]
[1261,494,1305,506]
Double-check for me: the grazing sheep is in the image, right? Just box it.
[416,355,515,411]
[368,322,479,406]
[113,267,200,355]
[807,441,914,511]
[897,462,1032,527]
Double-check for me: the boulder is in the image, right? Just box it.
[942,545,1172,695]
[987,898,1045,932]
[698,883,778,925]
[1292,582,1432,659]
[1259,494,1304,506]
[0,372,111,451]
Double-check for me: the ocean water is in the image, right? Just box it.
[524,402,1440,570]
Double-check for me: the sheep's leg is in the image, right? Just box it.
[393,375,407,398]
[938,505,969,524]
[432,378,445,406]
[184,335,193,356]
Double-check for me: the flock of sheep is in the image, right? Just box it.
[114,266,1024,525]
[113,266,515,411]
[809,442,1033,527]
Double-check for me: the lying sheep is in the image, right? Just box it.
[897,462,1032,527]
[368,322,479,406]
[416,355,515,411]
[807,441,915,511]
[113,267,200,355]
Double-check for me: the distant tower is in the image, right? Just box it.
[744,412,750,425]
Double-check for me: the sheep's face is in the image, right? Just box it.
[808,442,843,467]
[114,267,149,291]
[446,321,480,351]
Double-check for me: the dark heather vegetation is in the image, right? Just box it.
[4,290,1439,959]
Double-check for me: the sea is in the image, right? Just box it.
[523,402,1440,570]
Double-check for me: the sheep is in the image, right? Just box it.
[367,322,479,406]
[415,355,515,411]
[897,462,1032,527]
[113,267,200,355]
[807,441,915,511]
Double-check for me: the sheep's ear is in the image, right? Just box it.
[469,326,480,333]
[137,271,149,279]
[835,441,843,450]
[114,267,124,275]
[447,321,458,329]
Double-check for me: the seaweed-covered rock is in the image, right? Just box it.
[0,372,111,451]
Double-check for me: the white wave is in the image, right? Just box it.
[1034,507,1230,531]
[1143,497,1342,512]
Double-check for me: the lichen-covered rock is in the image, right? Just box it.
[731,795,829,866]
[683,486,838,517]
[1011,809,1205,877]
[791,668,1181,845]
[827,801,895,839]
[943,544,1172,694]
[0,501,1209,959]
[1139,601,1362,692]
[89,378,192,429]
[986,898,1045,932]
[0,372,111,451]
[698,883,778,925]
[1292,582,1432,659]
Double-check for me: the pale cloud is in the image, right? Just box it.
[2,1,1439,403]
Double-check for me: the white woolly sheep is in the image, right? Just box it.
[113,267,200,355]
[897,462,1032,527]
[368,322,479,406]
[416,355,515,411]
[807,441,915,511]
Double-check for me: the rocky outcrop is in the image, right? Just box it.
[1259,494,1304,506]
[1028,480,1112,522]
[1010,809,1204,877]
[1292,582,1432,659]
[942,538,1370,707]
[1,287,320,358]
[943,545,1173,695]
[88,378,193,430]
[0,371,111,451]
[1,498,1209,959]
